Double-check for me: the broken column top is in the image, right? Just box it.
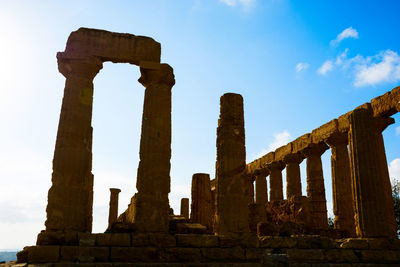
[59,27,161,65]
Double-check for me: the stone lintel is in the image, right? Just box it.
[261,152,275,165]
[275,143,292,162]
[311,119,338,143]
[64,27,161,65]
[325,132,348,147]
[254,168,269,177]
[292,134,312,154]
[371,85,400,117]
[337,112,352,133]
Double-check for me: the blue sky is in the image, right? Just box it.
[1,0,400,250]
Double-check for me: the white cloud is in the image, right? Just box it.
[353,50,400,87]
[330,27,359,46]
[335,48,349,65]
[318,60,334,75]
[250,130,292,161]
[389,158,400,185]
[296,62,309,73]
[219,0,256,10]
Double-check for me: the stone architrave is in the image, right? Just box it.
[326,133,355,236]
[266,161,285,201]
[283,153,303,198]
[45,55,103,233]
[190,173,213,229]
[348,104,392,237]
[374,117,397,238]
[108,188,121,229]
[302,142,329,229]
[215,93,249,235]
[180,198,189,219]
[133,64,175,232]
[254,168,269,205]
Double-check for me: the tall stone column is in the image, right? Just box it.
[190,173,213,229]
[180,198,189,219]
[133,64,175,232]
[254,169,269,205]
[283,153,303,198]
[215,93,249,235]
[348,104,392,237]
[247,175,255,204]
[266,161,285,201]
[302,142,329,229]
[108,188,121,230]
[45,54,102,233]
[326,133,355,236]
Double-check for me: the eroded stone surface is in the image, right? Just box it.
[190,173,213,230]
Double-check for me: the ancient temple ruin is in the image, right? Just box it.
[15,28,400,266]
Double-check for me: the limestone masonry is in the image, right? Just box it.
[12,28,400,266]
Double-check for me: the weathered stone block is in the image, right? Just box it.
[324,249,358,263]
[291,134,311,154]
[131,233,176,247]
[365,238,392,250]
[78,247,109,262]
[245,248,272,261]
[340,238,369,249]
[371,86,400,117]
[337,112,351,133]
[260,152,275,166]
[78,233,96,247]
[219,234,259,248]
[95,234,111,246]
[286,249,325,262]
[259,237,297,249]
[60,246,79,262]
[27,246,60,263]
[161,247,201,262]
[311,119,338,143]
[110,247,157,262]
[295,236,323,249]
[109,233,130,247]
[176,223,207,234]
[176,234,218,247]
[201,247,245,261]
[274,143,292,162]
[257,222,278,237]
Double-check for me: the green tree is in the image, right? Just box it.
[392,179,400,236]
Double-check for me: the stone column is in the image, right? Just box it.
[254,169,269,205]
[374,117,397,237]
[215,93,249,235]
[246,175,255,204]
[45,54,102,233]
[283,153,303,198]
[133,64,175,232]
[190,173,213,229]
[348,104,392,237]
[266,161,285,201]
[108,188,121,230]
[302,142,329,229]
[326,133,355,236]
[180,198,189,219]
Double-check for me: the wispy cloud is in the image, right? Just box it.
[250,130,292,161]
[353,50,400,87]
[330,27,359,46]
[318,60,334,75]
[396,127,400,136]
[296,62,309,73]
[219,0,256,10]
[389,158,400,184]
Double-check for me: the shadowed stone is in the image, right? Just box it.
[266,161,285,201]
[190,173,213,229]
[180,198,189,219]
[108,188,121,231]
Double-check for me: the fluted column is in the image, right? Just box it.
[108,188,121,230]
[45,54,102,233]
[133,64,175,232]
[326,133,355,236]
[180,198,189,219]
[302,142,329,229]
[266,161,285,201]
[374,117,397,237]
[348,104,392,237]
[283,153,303,198]
[247,175,255,204]
[215,93,249,235]
[190,173,213,229]
[254,169,269,205]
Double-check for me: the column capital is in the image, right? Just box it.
[139,63,175,87]
[110,188,121,194]
[374,116,395,133]
[265,161,285,171]
[302,142,329,158]
[283,153,304,164]
[325,132,348,147]
[254,168,269,177]
[57,53,103,79]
